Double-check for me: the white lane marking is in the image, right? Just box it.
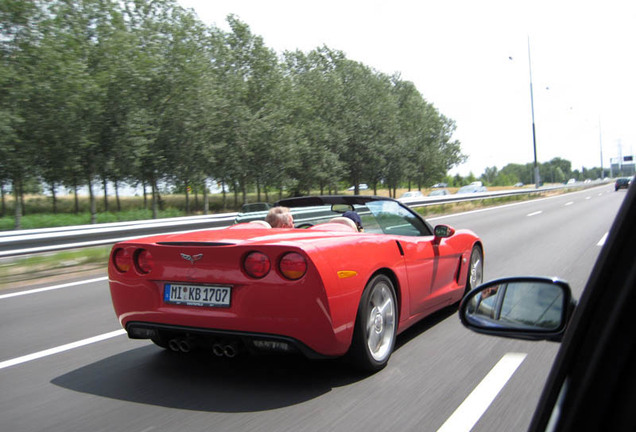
[437,352,527,432]
[597,232,608,247]
[586,196,591,200]
[564,201,574,206]
[527,211,543,217]
[0,329,126,371]
[429,186,605,221]
[0,276,108,300]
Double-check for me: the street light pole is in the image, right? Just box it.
[527,37,540,188]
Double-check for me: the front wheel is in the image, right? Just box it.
[466,245,484,294]
[349,274,397,372]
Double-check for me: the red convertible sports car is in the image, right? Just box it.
[109,195,483,371]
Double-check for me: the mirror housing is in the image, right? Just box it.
[459,277,575,342]
[433,225,455,244]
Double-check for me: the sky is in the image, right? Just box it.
[177,0,636,177]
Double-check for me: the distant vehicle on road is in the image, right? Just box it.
[400,190,423,199]
[431,182,448,188]
[566,178,576,185]
[347,184,369,191]
[615,177,630,191]
[428,189,450,196]
[514,182,524,187]
[457,185,487,194]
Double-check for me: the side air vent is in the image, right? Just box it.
[156,242,235,247]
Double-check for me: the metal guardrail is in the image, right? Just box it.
[0,182,603,258]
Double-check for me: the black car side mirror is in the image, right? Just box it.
[459,277,576,342]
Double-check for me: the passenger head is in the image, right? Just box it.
[265,206,294,228]
[343,210,364,232]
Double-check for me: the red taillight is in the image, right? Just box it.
[279,252,307,280]
[135,249,153,274]
[244,251,271,278]
[113,248,132,273]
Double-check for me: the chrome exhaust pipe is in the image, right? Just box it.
[178,340,192,353]
[224,343,238,358]
[212,344,225,357]
[168,339,181,352]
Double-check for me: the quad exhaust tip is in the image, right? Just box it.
[212,343,238,358]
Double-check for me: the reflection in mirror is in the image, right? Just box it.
[464,281,565,331]
[331,204,354,214]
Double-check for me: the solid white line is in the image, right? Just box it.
[0,329,126,371]
[527,211,543,217]
[0,276,108,300]
[437,352,527,432]
[597,232,609,247]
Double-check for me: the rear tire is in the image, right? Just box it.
[349,274,397,372]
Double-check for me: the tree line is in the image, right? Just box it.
[0,0,464,228]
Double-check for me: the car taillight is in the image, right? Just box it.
[135,249,153,274]
[279,252,307,280]
[113,248,132,273]
[244,251,271,278]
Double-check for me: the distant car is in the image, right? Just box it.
[400,190,423,199]
[431,183,448,188]
[456,185,488,194]
[428,189,450,196]
[347,184,369,191]
[514,182,524,187]
[108,195,483,372]
[566,178,576,185]
[615,177,630,191]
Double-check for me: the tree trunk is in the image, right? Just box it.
[20,182,26,216]
[102,177,109,212]
[185,180,190,214]
[143,181,148,209]
[73,183,79,214]
[151,180,159,219]
[203,183,209,215]
[0,182,5,218]
[88,177,97,224]
[194,184,199,213]
[114,180,121,211]
[50,183,58,214]
[221,178,227,210]
[13,178,22,230]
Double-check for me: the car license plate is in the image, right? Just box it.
[164,284,231,308]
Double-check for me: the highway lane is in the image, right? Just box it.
[0,185,625,432]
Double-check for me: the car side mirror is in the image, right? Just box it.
[433,225,455,244]
[459,277,575,342]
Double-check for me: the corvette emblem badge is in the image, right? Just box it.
[180,253,203,264]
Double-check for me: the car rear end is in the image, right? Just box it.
[108,230,352,358]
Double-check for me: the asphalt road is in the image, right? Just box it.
[0,185,625,432]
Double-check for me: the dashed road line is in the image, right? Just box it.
[0,329,126,371]
[437,352,527,432]
[0,276,108,300]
